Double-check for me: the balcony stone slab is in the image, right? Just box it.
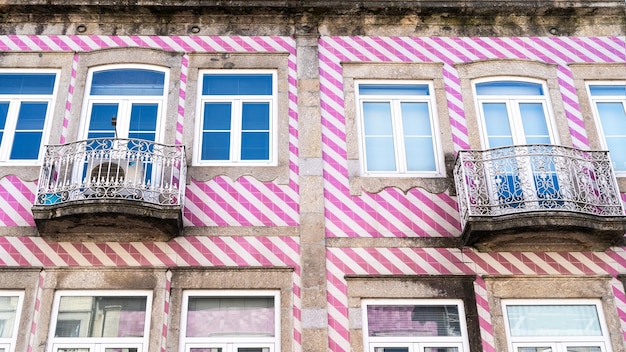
[32,199,182,242]
[461,211,626,252]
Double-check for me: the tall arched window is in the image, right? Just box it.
[81,65,168,142]
[474,79,558,148]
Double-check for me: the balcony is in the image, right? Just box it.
[32,138,186,241]
[454,144,626,251]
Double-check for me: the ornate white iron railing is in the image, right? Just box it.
[454,144,624,229]
[35,138,186,207]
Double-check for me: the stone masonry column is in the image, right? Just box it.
[295,20,329,352]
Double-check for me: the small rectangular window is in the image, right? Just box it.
[0,71,58,163]
[363,300,469,352]
[194,71,277,166]
[0,292,24,352]
[356,81,443,176]
[180,290,280,352]
[502,300,611,352]
[48,291,151,352]
[588,83,626,174]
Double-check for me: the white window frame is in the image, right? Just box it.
[0,69,59,165]
[193,69,278,167]
[502,299,612,352]
[78,64,169,143]
[0,291,24,352]
[47,290,152,352]
[586,81,626,176]
[179,290,280,352]
[362,299,470,352]
[355,80,444,177]
[472,77,560,148]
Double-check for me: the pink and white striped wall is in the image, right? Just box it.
[319,35,626,352]
[0,35,299,228]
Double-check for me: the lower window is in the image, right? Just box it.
[48,291,152,352]
[180,290,280,352]
[0,292,24,352]
[362,299,469,352]
[503,299,612,352]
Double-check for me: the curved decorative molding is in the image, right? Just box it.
[188,164,290,185]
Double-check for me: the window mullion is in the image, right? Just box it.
[0,99,19,161]
[508,99,526,145]
[391,99,405,173]
[232,99,243,162]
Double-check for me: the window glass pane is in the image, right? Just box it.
[506,305,602,337]
[90,69,165,96]
[242,103,270,130]
[590,85,626,96]
[190,349,221,352]
[0,73,56,95]
[519,103,550,144]
[15,102,47,129]
[363,102,393,135]
[483,103,513,147]
[0,296,20,338]
[88,104,118,138]
[202,132,230,160]
[401,102,431,135]
[104,348,138,352]
[55,296,147,338]
[373,348,409,352]
[241,132,269,160]
[203,103,232,130]
[596,102,626,171]
[424,348,458,352]
[517,348,552,352]
[57,348,90,352]
[238,348,270,352]
[402,102,435,172]
[186,296,275,337]
[129,104,158,135]
[476,81,543,96]
[367,305,461,337]
[202,74,273,96]
[597,102,626,134]
[566,347,601,352]
[405,137,435,171]
[10,132,42,159]
[365,137,396,171]
[359,84,429,96]
[0,102,8,130]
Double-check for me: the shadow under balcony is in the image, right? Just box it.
[31,138,187,241]
[454,144,626,252]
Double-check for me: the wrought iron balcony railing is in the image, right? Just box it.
[35,138,186,207]
[454,144,625,231]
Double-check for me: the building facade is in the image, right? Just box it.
[0,1,625,352]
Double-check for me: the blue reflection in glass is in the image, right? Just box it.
[241,132,269,160]
[0,73,56,94]
[129,104,158,138]
[90,69,165,96]
[519,103,550,144]
[365,137,396,171]
[10,132,42,159]
[363,102,393,135]
[359,84,429,96]
[16,102,47,130]
[590,85,626,96]
[88,104,118,134]
[0,102,9,131]
[483,103,513,147]
[202,132,230,160]
[242,103,270,130]
[202,74,273,96]
[203,103,232,130]
[597,102,626,171]
[476,81,543,96]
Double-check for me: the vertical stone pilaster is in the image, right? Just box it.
[295,19,328,352]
